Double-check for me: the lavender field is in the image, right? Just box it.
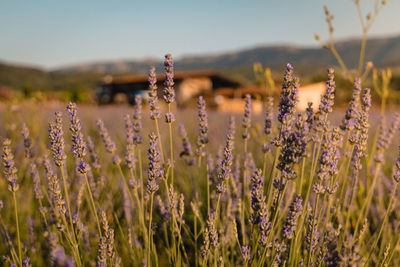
[1,55,400,267]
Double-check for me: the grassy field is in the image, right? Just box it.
[0,63,400,267]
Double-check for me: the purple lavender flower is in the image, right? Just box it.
[97,236,107,267]
[206,213,219,248]
[21,123,34,158]
[314,127,342,194]
[259,202,271,246]
[276,113,309,184]
[124,115,135,169]
[178,124,195,165]
[30,163,43,200]
[318,68,336,115]
[216,117,235,194]
[45,162,66,215]
[264,97,274,136]
[196,96,209,158]
[132,95,143,145]
[340,78,362,131]
[96,119,116,154]
[66,102,87,159]
[350,88,371,173]
[165,112,175,124]
[2,139,19,192]
[241,246,251,262]
[201,227,210,257]
[242,94,252,140]
[305,208,319,252]
[148,66,161,120]
[278,63,299,124]
[163,54,175,104]
[250,169,265,224]
[87,136,101,170]
[282,194,303,240]
[49,112,67,167]
[147,132,163,193]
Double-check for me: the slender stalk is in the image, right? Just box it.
[364,183,398,266]
[358,32,368,75]
[207,163,210,214]
[148,193,155,266]
[60,166,76,240]
[83,173,102,237]
[12,192,22,266]
[307,194,319,267]
[354,163,381,235]
[154,118,165,164]
[138,147,145,215]
[194,213,198,267]
[168,104,174,186]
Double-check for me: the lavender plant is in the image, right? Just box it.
[0,59,400,267]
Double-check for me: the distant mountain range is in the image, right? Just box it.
[1,35,400,91]
[54,35,400,75]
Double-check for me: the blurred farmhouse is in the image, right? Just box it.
[97,69,326,113]
[97,70,241,107]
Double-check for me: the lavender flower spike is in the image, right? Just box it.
[242,94,252,140]
[282,194,302,240]
[148,66,161,120]
[132,95,143,145]
[147,132,163,193]
[96,119,117,154]
[2,139,19,192]
[264,97,274,136]
[49,112,67,167]
[196,96,209,157]
[21,123,34,158]
[66,102,87,159]
[278,63,299,124]
[163,53,175,104]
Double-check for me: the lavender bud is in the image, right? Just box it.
[133,95,143,144]
[340,78,362,131]
[165,112,175,124]
[178,124,195,165]
[148,66,162,120]
[196,96,209,157]
[282,194,302,240]
[87,136,101,170]
[278,63,299,124]
[163,54,175,104]
[21,123,34,158]
[242,94,252,140]
[96,119,116,154]
[30,163,43,200]
[147,133,163,193]
[264,97,274,135]
[49,112,67,167]
[2,139,19,192]
[66,102,87,159]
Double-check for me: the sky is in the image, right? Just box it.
[0,0,399,69]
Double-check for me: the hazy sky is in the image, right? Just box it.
[0,0,399,69]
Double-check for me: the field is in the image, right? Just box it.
[0,62,400,267]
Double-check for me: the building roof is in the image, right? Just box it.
[102,69,222,85]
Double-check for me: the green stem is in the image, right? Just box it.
[154,118,165,164]
[307,194,320,267]
[83,173,102,237]
[60,166,76,242]
[364,182,398,266]
[168,104,174,186]
[148,193,154,267]
[13,192,22,266]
